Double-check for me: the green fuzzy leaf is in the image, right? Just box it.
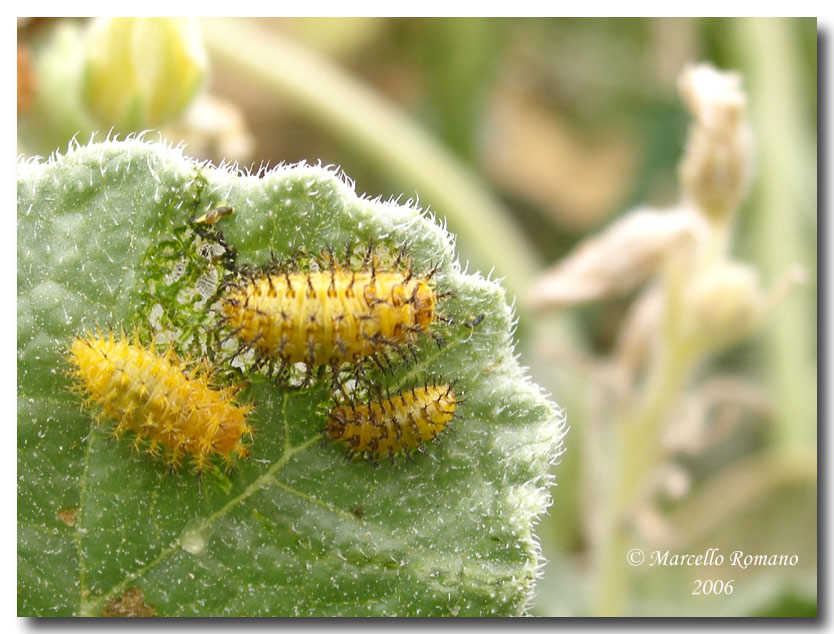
[17,138,564,617]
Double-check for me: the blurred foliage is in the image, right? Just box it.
[17,16,817,617]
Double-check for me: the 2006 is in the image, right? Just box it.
[692,579,734,595]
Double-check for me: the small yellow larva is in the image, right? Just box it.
[67,330,253,474]
[325,383,457,464]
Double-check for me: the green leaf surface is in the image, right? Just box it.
[17,138,564,617]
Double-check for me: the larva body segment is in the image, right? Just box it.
[67,331,253,473]
[325,384,456,463]
[221,267,436,369]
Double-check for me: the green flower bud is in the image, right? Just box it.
[684,262,764,351]
[82,18,206,131]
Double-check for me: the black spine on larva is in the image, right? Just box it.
[328,267,337,297]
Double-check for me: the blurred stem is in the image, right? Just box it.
[732,18,817,454]
[594,260,697,616]
[594,346,694,616]
[423,18,496,160]
[200,18,540,304]
[617,343,693,511]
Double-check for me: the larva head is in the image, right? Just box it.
[211,402,254,454]
[422,384,456,431]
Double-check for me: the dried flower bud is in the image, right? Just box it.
[82,18,206,131]
[528,207,707,309]
[678,64,754,222]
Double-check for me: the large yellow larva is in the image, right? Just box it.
[67,330,253,474]
[325,383,457,464]
[220,252,438,372]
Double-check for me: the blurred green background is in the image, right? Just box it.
[17,17,817,617]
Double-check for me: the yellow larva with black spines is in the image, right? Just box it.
[220,257,438,371]
[67,330,253,474]
[325,383,457,464]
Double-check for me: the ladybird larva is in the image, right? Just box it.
[67,330,253,474]
[324,383,456,463]
[220,256,437,371]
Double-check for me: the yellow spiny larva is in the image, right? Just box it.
[324,383,457,464]
[220,250,439,372]
[66,330,253,474]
